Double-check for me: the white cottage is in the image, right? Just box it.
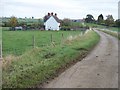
[44,13,60,30]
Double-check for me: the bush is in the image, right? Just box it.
[60,26,71,31]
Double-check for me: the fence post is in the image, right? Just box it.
[33,35,35,48]
[81,32,83,36]
[51,34,53,43]
[62,33,64,39]
[61,33,64,45]
[61,33,64,42]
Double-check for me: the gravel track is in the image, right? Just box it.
[43,30,118,88]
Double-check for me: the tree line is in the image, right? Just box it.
[1,16,44,30]
[85,14,120,27]
[1,14,120,30]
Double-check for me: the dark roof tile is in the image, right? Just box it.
[44,15,60,23]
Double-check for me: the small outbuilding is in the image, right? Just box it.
[43,12,60,31]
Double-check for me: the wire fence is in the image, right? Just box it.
[3,30,87,57]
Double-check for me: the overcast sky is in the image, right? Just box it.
[1,0,119,20]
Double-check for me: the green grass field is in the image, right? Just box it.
[3,29,84,56]
[109,27,119,32]
[83,23,119,32]
[96,25,119,32]
[2,29,100,88]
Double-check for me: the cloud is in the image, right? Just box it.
[1,0,119,19]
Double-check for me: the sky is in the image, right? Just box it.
[0,0,119,20]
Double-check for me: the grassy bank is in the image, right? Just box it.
[98,28,120,40]
[2,30,100,88]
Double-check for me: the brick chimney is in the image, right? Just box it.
[55,13,57,16]
[48,13,50,16]
[51,12,53,16]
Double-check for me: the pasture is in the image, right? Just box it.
[2,29,100,88]
[2,29,84,56]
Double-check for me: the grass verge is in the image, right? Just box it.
[2,30,100,88]
[98,29,120,40]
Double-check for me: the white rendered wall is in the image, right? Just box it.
[44,16,60,30]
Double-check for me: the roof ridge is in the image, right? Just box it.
[44,15,60,23]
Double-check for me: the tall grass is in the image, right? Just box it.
[2,30,100,88]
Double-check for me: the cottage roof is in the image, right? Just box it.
[43,13,60,23]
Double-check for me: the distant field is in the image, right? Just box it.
[1,17,43,25]
[99,29,120,40]
[83,23,119,32]
[96,25,119,32]
[109,27,119,32]
[2,29,84,56]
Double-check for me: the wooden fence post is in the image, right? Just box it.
[61,33,64,43]
[62,33,64,39]
[51,34,53,43]
[33,35,35,48]
[61,33,64,45]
